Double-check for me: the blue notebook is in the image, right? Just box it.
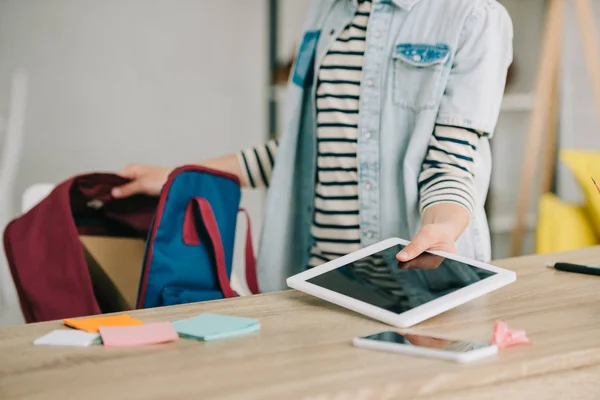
[171,313,260,341]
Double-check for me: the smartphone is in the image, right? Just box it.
[353,331,498,363]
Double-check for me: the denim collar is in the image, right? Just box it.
[390,0,422,10]
[352,0,422,10]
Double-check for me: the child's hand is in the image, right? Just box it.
[112,164,173,198]
[396,222,457,265]
[396,203,469,266]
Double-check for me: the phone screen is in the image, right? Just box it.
[362,331,491,353]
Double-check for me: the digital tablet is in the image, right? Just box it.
[286,238,516,328]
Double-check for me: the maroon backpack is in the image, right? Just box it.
[4,173,157,323]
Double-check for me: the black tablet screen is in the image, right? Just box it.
[306,244,496,314]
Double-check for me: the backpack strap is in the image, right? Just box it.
[238,208,260,295]
[183,197,238,298]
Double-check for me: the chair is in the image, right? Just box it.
[21,183,55,214]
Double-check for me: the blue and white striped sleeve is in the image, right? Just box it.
[418,125,482,215]
[236,138,279,188]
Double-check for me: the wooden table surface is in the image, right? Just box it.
[2,247,600,400]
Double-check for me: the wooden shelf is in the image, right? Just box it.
[489,212,537,234]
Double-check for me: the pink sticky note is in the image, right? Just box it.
[99,322,179,347]
[491,320,532,349]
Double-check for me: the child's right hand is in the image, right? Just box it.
[112,164,173,198]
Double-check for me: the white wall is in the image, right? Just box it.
[277,0,311,61]
[0,0,268,326]
[559,0,600,202]
[489,0,546,258]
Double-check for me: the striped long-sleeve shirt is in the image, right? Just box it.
[237,0,481,268]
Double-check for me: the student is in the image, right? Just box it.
[113,0,513,292]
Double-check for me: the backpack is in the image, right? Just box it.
[137,165,259,308]
[4,166,258,323]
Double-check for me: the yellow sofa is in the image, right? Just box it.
[535,150,600,254]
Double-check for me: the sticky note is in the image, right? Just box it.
[171,313,260,341]
[64,314,144,333]
[34,329,100,347]
[99,322,179,347]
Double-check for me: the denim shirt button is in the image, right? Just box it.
[365,230,374,239]
[363,130,373,139]
[366,79,374,87]
[412,54,422,62]
[364,182,372,191]
[373,31,382,39]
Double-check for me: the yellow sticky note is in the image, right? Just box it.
[64,314,144,333]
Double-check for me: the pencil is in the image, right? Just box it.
[593,177,600,194]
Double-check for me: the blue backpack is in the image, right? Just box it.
[136,166,260,308]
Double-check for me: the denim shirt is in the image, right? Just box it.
[257,0,513,292]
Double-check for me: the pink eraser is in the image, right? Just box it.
[491,320,532,349]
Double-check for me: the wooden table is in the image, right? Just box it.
[2,247,600,400]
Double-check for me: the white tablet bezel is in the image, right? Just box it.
[286,238,516,328]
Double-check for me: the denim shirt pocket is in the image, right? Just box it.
[392,43,450,111]
[292,30,321,88]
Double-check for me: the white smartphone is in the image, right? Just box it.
[353,330,498,363]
